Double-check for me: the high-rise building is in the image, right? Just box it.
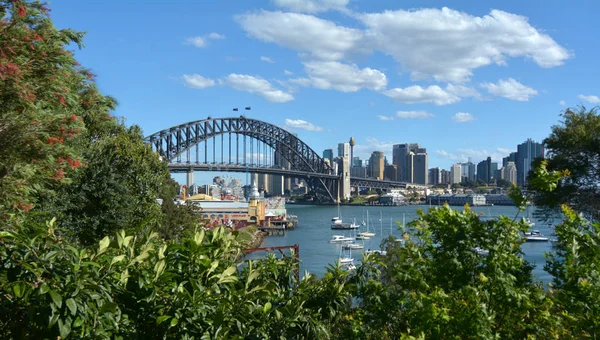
[350,166,368,178]
[477,157,493,183]
[516,138,544,187]
[338,142,350,159]
[429,167,441,185]
[450,163,462,184]
[323,149,333,165]
[352,157,362,167]
[501,161,517,185]
[461,161,476,182]
[441,169,451,184]
[384,164,398,181]
[369,151,385,180]
[502,152,517,168]
[393,143,426,183]
[405,152,414,183]
[413,153,428,185]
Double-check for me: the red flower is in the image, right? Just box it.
[70,114,77,121]
[53,169,65,180]
[18,6,26,17]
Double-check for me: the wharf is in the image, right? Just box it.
[257,226,286,236]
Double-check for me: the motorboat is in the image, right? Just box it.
[343,242,364,250]
[355,234,370,240]
[364,249,387,256]
[329,235,355,243]
[331,220,361,230]
[523,230,549,242]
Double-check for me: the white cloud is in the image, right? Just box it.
[182,74,216,89]
[185,32,226,48]
[396,110,434,119]
[284,118,323,131]
[436,148,511,164]
[559,100,566,106]
[359,8,571,82]
[283,70,294,76]
[452,112,474,122]
[383,85,460,105]
[480,78,538,101]
[260,56,276,63]
[445,83,481,99]
[222,74,294,103]
[578,94,600,104]
[272,0,349,13]
[238,9,569,83]
[353,137,394,160]
[290,61,387,92]
[236,11,365,60]
[377,115,395,121]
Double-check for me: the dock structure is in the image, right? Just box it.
[257,226,286,236]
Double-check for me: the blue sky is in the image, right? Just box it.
[51,0,599,183]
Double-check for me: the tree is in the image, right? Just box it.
[496,178,513,188]
[530,106,600,220]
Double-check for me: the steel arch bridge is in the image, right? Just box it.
[144,116,340,201]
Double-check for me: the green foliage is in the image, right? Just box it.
[530,106,600,220]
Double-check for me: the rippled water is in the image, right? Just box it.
[251,204,555,284]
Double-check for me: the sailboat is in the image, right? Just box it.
[357,210,376,237]
[338,245,354,264]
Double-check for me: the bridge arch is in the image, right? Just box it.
[145,116,338,201]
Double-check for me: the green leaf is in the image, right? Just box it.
[170,318,179,327]
[58,318,71,339]
[13,282,26,298]
[154,259,166,281]
[39,283,49,294]
[157,315,171,325]
[98,236,110,254]
[100,302,117,314]
[264,302,272,313]
[49,313,59,327]
[111,255,126,266]
[49,290,62,308]
[73,317,83,328]
[66,298,77,316]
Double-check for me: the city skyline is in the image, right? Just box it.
[49,0,599,184]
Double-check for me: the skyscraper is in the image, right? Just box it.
[338,142,350,159]
[450,163,462,184]
[501,161,517,185]
[384,164,398,181]
[429,167,441,185]
[352,157,362,167]
[477,157,493,183]
[516,138,544,187]
[393,143,425,183]
[413,152,428,185]
[323,149,333,165]
[369,151,385,180]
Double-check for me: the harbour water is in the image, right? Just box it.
[254,204,555,284]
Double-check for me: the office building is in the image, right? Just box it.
[429,167,441,185]
[393,143,427,183]
[350,166,368,178]
[441,169,451,184]
[413,153,428,185]
[502,152,517,168]
[384,164,398,181]
[501,161,517,185]
[450,163,462,184]
[477,157,493,183]
[461,161,476,182]
[338,142,350,159]
[352,157,362,167]
[323,149,333,165]
[369,151,385,180]
[516,138,544,187]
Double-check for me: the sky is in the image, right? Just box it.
[50,0,600,184]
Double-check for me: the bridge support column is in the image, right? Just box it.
[186,169,194,190]
[339,156,351,202]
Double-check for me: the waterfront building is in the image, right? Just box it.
[450,163,462,184]
[393,143,421,182]
[369,151,385,180]
[516,138,544,187]
[323,149,333,164]
[338,142,350,158]
[477,157,492,183]
[503,152,517,168]
[501,161,517,185]
[428,167,441,185]
[484,194,515,205]
[427,194,486,206]
[461,161,476,182]
[384,164,398,181]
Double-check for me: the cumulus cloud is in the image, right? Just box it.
[445,83,481,99]
[377,115,395,121]
[284,118,323,131]
[578,94,600,104]
[353,137,395,160]
[436,148,511,164]
[272,0,349,13]
[396,110,434,119]
[383,85,460,105]
[222,74,294,103]
[185,32,226,48]
[260,56,276,63]
[182,74,216,88]
[452,112,474,122]
[559,100,566,106]
[290,61,387,92]
[237,8,569,83]
[480,78,538,101]
[236,11,365,60]
[283,70,294,75]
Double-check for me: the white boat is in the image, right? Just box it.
[364,249,387,256]
[357,211,376,237]
[524,230,549,242]
[343,242,364,250]
[474,247,489,256]
[345,263,356,271]
[355,234,370,240]
[339,246,354,264]
[329,235,355,243]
